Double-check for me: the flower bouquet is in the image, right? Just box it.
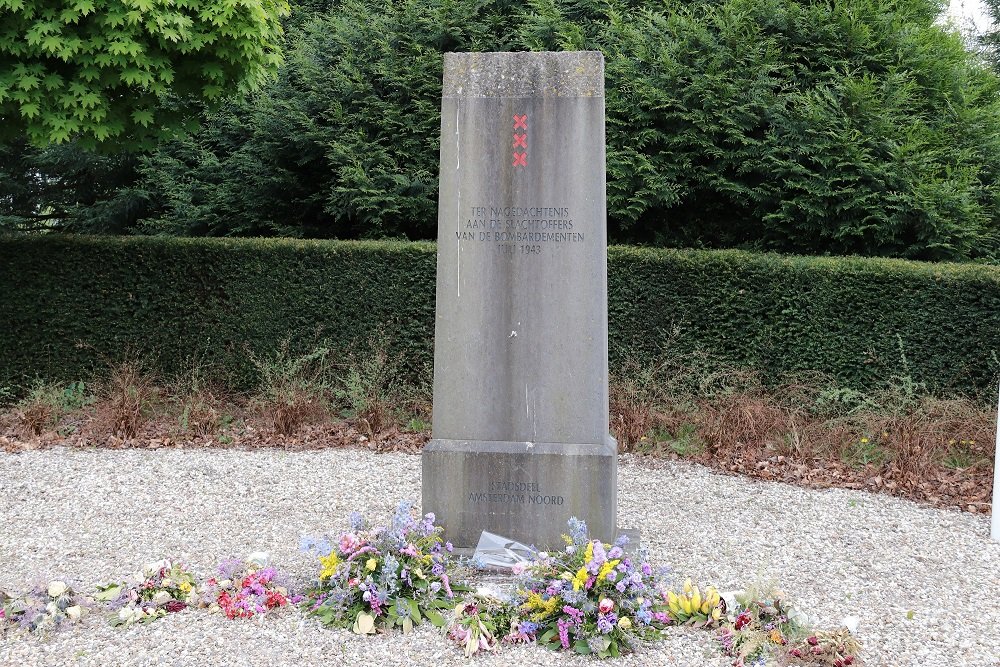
[0,580,87,634]
[786,629,862,666]
[301,501,465,634]
[663,578,724,627]
[501,518,667,658]
[201,553,299,619]
[716,584,810,666]
[446,590,519,657]
[97,559,200,627]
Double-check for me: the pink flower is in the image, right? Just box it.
[339,533,361,554]
[598,598,614,614]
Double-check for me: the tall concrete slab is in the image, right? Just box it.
[422,51,616,549]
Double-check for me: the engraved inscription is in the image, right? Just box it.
[467,479,565,506]
[456,205,584,254]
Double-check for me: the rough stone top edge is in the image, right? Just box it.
[442,51,604,98]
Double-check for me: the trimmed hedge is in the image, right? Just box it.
[2,235,999,397]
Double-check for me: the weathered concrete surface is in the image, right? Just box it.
[423,51,616,549]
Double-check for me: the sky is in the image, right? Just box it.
[946,0,994,35]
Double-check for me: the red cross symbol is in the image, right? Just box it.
[513,114,527,130]
[513,152,527,167]
[513,134,527,148]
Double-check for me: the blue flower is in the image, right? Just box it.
[566,517,589,545]
[518,620,539,635]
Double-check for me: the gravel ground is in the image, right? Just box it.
[0,447,997,667]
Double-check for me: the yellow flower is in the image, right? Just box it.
[523,592,559,620]
[318,553,340,580]
[597,559,621,582]
[179,581,192,593]
[365,558,378,572]
[617,616,632,630]
[770,629,784,644]
[860,437,869,443]
[584,542,594,563]
[572,566,589,591]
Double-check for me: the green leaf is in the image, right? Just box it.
[423,608,445,628]
[406,598,421,623]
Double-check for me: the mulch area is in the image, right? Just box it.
[688,449,994,515]
[0,411,992,516]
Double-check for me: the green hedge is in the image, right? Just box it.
[2,235,999,397]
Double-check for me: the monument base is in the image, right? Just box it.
[422,438,618,550]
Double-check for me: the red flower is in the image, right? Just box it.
[164,600,187,613]
[734,611,752,630]
[807,636,819,646]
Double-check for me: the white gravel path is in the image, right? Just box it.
[0,448,997,667]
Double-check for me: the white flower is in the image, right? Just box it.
[246,552,269,568]
[118,608,135,622]
[144,559,169,577]
[842,615,861,634]
[45,601,58,615]
[151,591,172,607]
[47,581,67,598]
[160,578,174,589]
[475,584,502,599]
[220,579,232,589]
[66,605,82,621]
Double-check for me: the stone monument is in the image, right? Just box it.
[422,51,617,549]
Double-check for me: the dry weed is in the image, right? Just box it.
[269,388,327,435]
[94,362,156,439]
[17,399,54,436]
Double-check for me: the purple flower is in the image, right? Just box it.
[562,605,584,625]
[608,546,623,560]
[597,612,617,634]
[557,619,571,648]
[641,562,653,576]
